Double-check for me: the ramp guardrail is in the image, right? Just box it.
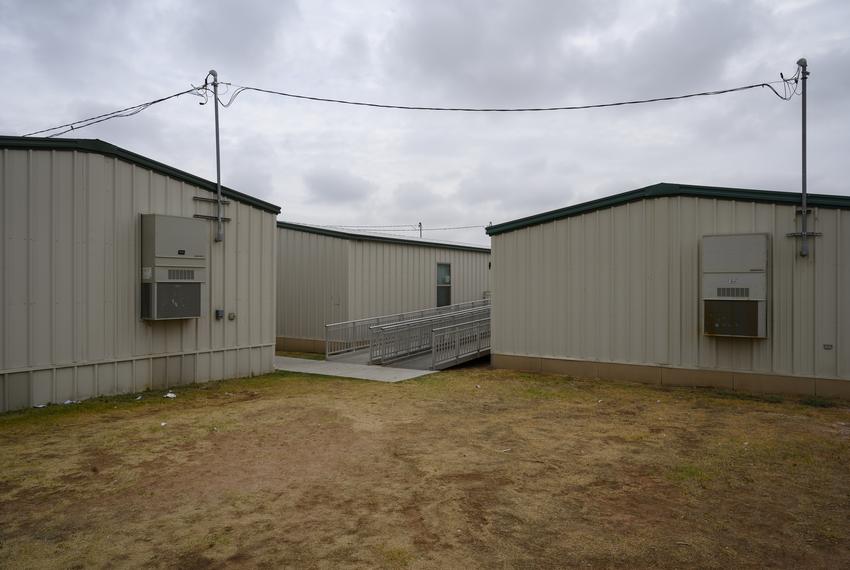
[431,318,491,370]
[368,306,490,365]
[325,299,490,358]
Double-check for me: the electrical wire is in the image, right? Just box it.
[330,224,418,229]
[328,227,487,247]
[290,222,418,230]
[779,65,802,100]
[383,225,486,231]
[22,86,208,137]
[218,77,800,113]
[292,221,485,231]
[23,66,803,137]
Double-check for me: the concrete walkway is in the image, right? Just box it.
[327,349,435,371]
[273,356,436,383]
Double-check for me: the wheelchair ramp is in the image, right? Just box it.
[324,299,491,371]
[274,356,435,383]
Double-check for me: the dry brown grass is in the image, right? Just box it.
[1,366,849,569]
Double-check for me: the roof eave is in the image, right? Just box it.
[277,221,490,253]
[0,135,282,214]
[486,182,850,236]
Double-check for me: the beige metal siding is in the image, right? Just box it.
[275,227,491,341]
[0,149,277,412]
[346,240,490,320]
[492,196,850,381]
[275,227,349,341]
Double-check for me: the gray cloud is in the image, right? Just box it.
[2,0,848,247]
[383,1,617,106]
[303,167,375,203]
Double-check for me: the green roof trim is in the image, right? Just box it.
[0,135,281,214]
[277,221,491,254]
[486,182,850,236]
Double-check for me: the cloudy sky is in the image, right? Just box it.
[2,0,848,246]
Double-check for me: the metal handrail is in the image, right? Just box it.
[325,298,490,358]
[369,307,491,365]
[368,306,490,332]
[431,317,491,333]
[431,317,491,370]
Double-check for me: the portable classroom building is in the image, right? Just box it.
[276,222,491,352]
[486,183,850,398]
[0,136,280,412]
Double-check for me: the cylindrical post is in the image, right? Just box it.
[209,69,224,242]
[798,58,809,257]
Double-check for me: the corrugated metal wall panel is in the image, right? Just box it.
[275,228,491,342]
[0,149,277,411]
[275,227,349,341]
[346,241,490,321]
[839,210,850,378]
[491,195,850,381]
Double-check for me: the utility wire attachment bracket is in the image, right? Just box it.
[194,214,231,222]
[786,207,821,238]
[193,196,231,205]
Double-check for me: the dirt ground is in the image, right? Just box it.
[1,365,849,569]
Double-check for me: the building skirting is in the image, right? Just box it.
[275,337,326,354]
[491,354,850,399]
[1,344,275,413]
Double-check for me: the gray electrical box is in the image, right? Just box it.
[140,214,207,320]
[701,234,768,338]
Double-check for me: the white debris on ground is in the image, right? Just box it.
[160,422,167,427]
[163,391,176,399]
[135,395,142,401]
[63,400,78,405]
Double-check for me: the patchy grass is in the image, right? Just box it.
[702,388,786,405]
[668,463,711,484]
[800,395,839,408]
[1,368,849,568]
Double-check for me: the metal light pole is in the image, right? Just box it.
[208,69,224,242]
[798,58,809,257]
[418,222,423,238]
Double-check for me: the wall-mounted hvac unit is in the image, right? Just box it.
[140,214,207,320]
[701,233,768,338]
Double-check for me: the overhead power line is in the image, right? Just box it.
[383,225,485,231]
[23,66,803,137]
[323,224,418,229]
[218,77,800,112]
[293,221,485,232]
[22,86,206,137]
[323,227,487,247]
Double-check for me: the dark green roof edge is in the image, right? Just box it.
[0,135,281,214]
[277,221,490,253]
[486,182,850,236]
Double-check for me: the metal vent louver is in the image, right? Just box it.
[717,287,750,298]
[168,269,195,281]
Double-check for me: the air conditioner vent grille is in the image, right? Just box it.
[717,287,749,298]
[168,269,195,281]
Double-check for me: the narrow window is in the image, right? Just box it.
[437,263,451,307]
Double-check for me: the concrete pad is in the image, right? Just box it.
[273,356,436,383]
[387,352,435,371]
[329,351,371,365]
[328,349,435,371]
